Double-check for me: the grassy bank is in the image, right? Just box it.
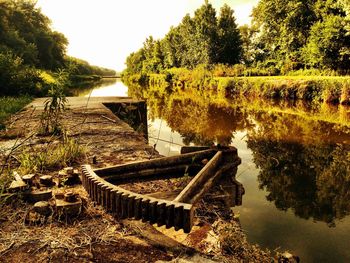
[0,96,32,130]
[125,72,350,105]
[215,76,350,104]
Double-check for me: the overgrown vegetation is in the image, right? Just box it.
[18,134,85,174]
[124,1,241,75]
[124,67,350,105]
[0,0,115,97]
[250,0,350,73]
[124,0,350,77]
[40,71,68,135]
[0,96,32,130]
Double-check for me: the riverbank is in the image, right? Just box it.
[0,97,274,262]
[124,73,350,105]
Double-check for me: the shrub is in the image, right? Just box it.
[19,134,85,174]
[0,96,32,130]
[0,52,43,96]
[40,71,68,135]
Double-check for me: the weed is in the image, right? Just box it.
[40,71,68,135]
[18,133,85,174]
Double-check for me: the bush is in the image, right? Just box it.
[0,52,43,96]
[0,96,32,130]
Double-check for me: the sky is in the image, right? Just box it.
[36,0,259,72]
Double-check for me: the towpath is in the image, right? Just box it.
[1,96,157,167]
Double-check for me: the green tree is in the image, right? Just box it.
[161,26,183,68]
[191,0,218,66]
[0,51,41,96]
[142,37,164,73]
[239,24,259,65]
[124,1,243,74]
[302,1,350,70]
[177,14,197,67]
[251,0,316,68]
[0,0,68,70]
[125,50,145,75]
[251,0,350,72]
[217,4,242,64]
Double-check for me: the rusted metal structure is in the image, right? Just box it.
[81,146,243,233]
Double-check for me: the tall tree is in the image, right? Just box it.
[251,0,316,68]
[192,0,218,66]
[217,4,242,64]
[124,1,243,74]
[0,0,68,70]
[302,0,350,70]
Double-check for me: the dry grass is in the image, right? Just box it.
[0,186,128,257]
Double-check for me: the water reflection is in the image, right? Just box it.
[249,139,350,226]
[128,83,350,226]
[70,78,128,97]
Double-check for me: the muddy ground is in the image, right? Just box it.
[0,98,275,262]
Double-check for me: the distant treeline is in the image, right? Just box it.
[124,0,350,76]
[0,0,115,96]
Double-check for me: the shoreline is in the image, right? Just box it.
[124,73,350,105]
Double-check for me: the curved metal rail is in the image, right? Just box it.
[82,165,194,232]
[81,146,242,233]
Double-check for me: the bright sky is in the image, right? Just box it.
[36,0,258,72]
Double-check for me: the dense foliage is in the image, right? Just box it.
[0,0,67,70]
[124,1,242,75]
[124,0,350,76]
[250,0,350,72]
[0,0,115,96]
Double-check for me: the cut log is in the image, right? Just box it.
[39,175,54,186]
[33,201,52,216]
[56,198,82,217]
[8,180,27,193]
[22,174,35,186]
[25,189,52,203]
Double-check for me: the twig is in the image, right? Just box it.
[0,241,15,256]
[101,115,117,123]
[0,131,36,175]
[31,242,48,255]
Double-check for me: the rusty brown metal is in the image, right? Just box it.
[81,146,242,233]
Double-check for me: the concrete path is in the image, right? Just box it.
[2,96,157,168]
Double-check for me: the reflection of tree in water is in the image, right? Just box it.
[135,85,350,225]
[248,114,350,226]
[150,96,253,146]
[69,78,118,96]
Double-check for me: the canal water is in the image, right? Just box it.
[77,79,350,263]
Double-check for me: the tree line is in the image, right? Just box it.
[124,0,350,76]
[0,0,115,96]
